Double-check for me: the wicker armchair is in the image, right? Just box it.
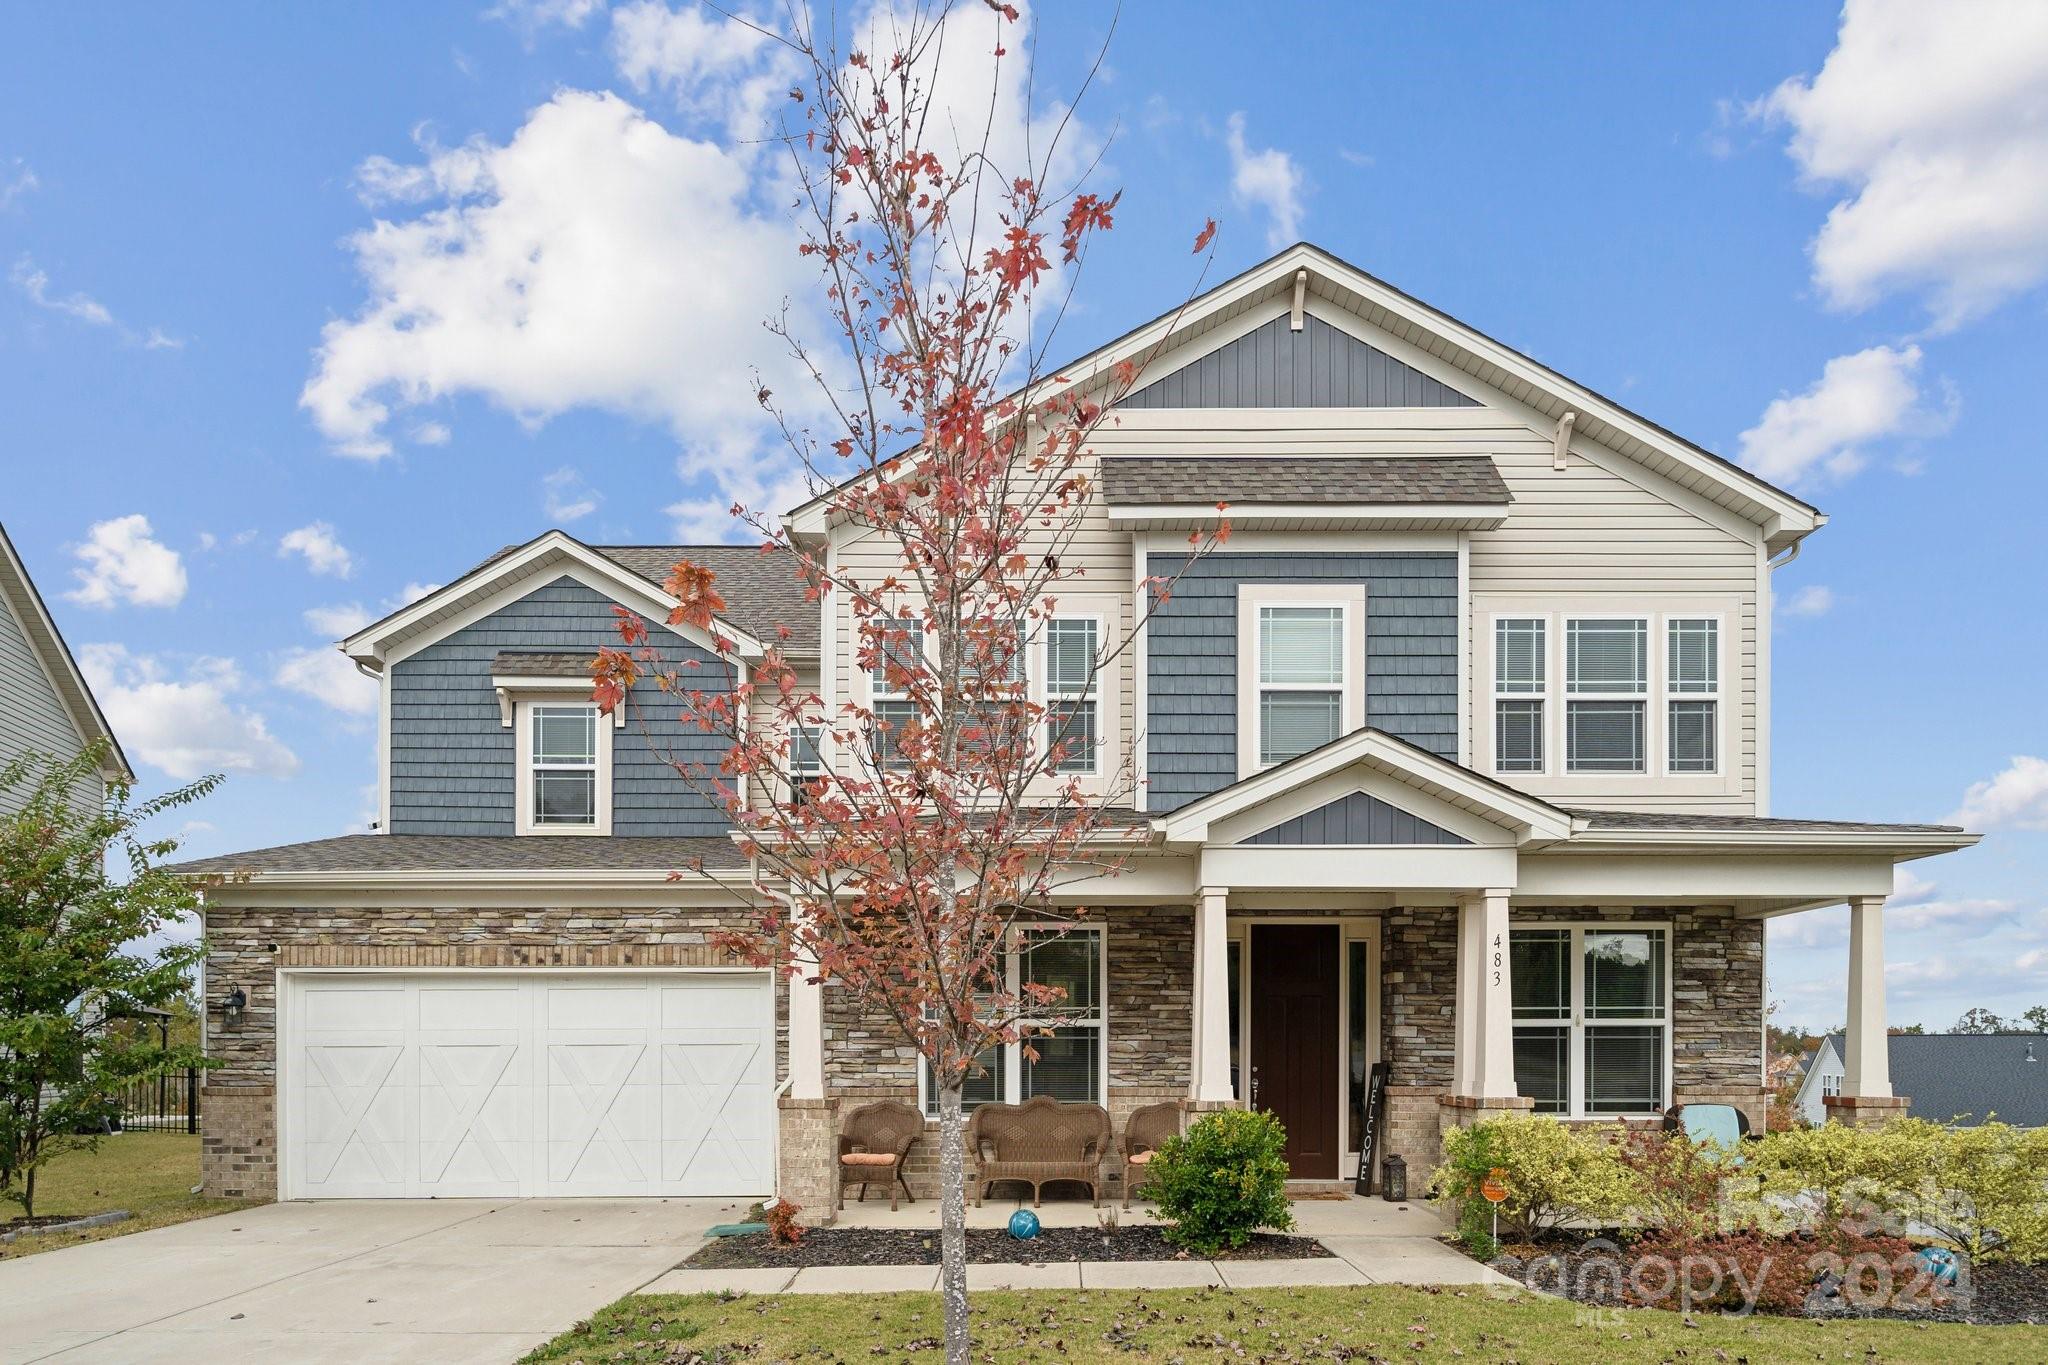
[1119,1101,1182,1208]
[836,1100,924,1210]
[967,1095,1112,1207]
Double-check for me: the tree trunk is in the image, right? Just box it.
[936,1080,971,1364]
[22,1163,36,1221]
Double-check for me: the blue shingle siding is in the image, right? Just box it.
[1242,792,1469,846]
[1145,552,1458,812]
[388,576,734,836]
[1121,315,1478,409]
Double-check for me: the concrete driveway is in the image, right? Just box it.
[0,1197,734,1364]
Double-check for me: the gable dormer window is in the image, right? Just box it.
[516,699,611,835]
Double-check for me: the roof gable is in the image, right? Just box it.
[1122,312,1478,410]
[0,522,131,783]
[1240,790,1472,847]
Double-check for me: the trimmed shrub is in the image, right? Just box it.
[1624,1226,1919,1315]
[1616,1126,1749,1248]
[1431,1114,1637,1243]
[1147,1109,1294,1254]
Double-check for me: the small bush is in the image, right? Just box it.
[1147,1109,1294,1254]
[1624,1226,1919,1315]
[1616,1126,1749,1248]
[1431,1114,1637,1242]
[764,1199,804,1246]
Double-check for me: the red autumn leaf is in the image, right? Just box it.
[1193,217,1217,253]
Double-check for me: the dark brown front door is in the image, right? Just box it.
[1249,924,1340,1179]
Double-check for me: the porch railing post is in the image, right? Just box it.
[1192,887,1234,1103]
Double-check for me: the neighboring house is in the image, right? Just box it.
[0,520,132,812]
[171,243,1979,1208]
[1796,1034,2047,1128]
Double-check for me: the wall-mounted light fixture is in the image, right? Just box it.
[220,986,246,1025]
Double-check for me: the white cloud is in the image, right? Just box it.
[1891,866,1938,907]
[410,420,451,446]
[279,522,355,578]
[609,1,798,139]
[1756,0,2048,329]
[1224,113,1306,249]
[487,0,605,36]
[301,89,817,472]
[542,466,601,522]
[12,256,115,327]
[275,645,377,716]
[65,514,188,609]
[1736,343,1951,487]
[1780,584,1835,618]
[1,160,38,209]
[303,602,372,637]
[143,327,185,351]
[78,644,298,780]
[1950,754,2048,831]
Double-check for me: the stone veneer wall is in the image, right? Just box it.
[1377,905,1767,1182]
[820,906,1194,1205]
[199,902,780,1200]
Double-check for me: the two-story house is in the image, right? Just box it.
[175,244,1977,1210]
[1,520,132,812]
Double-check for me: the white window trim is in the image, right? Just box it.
[1509,920,1673,1120]
[1236,583,1368,779]
[513,697,612,836]
[1474,599,1737,796]
[917,922,1108,1116]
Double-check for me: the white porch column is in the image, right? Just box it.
[1192,887,1235,1103]
[787,940,826,1101]
[1842,895,1891,1099]
[1453,889,1516,1098]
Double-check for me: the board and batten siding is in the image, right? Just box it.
[388,576,735,836]
[1121,314,1479,410]
[1143,550,1458,813]
[1093,406,1763,814]
[0,592,98,815]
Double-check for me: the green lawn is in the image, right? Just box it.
[522,1285,2048,1364]
[0,1131,261,1259]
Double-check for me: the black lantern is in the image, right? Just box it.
[221,986,246,1024]
[1381,1154,1407,1203]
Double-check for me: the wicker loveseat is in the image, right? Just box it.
[836,1100,924,1210]
[966,1095,1111,1207]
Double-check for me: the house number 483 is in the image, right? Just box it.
[1492,933,1503,987]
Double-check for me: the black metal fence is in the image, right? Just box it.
[117,1067,200,1134]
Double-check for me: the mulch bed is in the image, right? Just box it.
[687,1225,1332,1268]
[1488,1236,2046,1327]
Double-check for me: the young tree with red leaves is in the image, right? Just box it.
[593,5,1221,1357]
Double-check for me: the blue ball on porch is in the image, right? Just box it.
[1915,1246,1959,1285]
[1007,1210,1041,1240]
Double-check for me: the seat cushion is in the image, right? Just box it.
[840,1152,897,1167]
[1126,1151,1153,1166]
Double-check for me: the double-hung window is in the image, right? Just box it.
[921,925,1105,1116]
[1666,618,1719,773]
[786,723,824,806]
[1256,605,1346,766]
[1511,925,1668,1116]
[1493,618,1546,773]
[520,702,607,833]
[1044,616,1100,774]
[868,615,923,769]
[1565,618,1647,773]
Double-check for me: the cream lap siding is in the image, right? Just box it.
[0,591,96,815]
[389,576,737,836]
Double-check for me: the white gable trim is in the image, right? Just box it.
[1157,727,1576,847]
[0,523,132,783]
[345,532,764,668]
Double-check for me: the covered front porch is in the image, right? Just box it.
[775,730,1975,1212]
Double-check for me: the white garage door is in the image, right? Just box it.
[280,972,774,1200]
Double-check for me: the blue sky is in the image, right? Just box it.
[4,2,2045,1031]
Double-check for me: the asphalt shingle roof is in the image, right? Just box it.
[1099,456,1512,506]
[491,651,593,677]
[596,544,818,655]
[1826,1032,2048,1127]
[167,834,748,876]
[1565,809,1964,835]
